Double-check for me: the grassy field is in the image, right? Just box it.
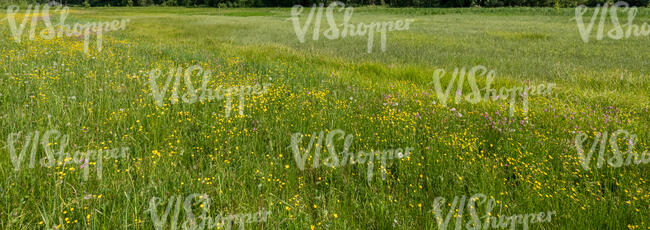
[0,5,649,230]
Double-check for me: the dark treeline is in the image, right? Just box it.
[4,0,648,8]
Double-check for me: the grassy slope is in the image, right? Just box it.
[0,6,649,229]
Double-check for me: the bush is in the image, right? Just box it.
[162,0,177,6]
[83,0,91,7]
[0,0,31,8]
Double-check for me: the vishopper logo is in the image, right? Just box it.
[574,129,649,170]
[290,2,414,53]
[291,129,413,182]
[428,65,555,117]
[147,65,271,118]
[574,1,650,42]
[5,4,130,54]
[430,193,555,230]
[146,193,271,230]
[5,129,129,181]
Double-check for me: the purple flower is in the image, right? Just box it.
[80,158,89,169]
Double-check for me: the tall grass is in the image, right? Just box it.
[0,6,648,229]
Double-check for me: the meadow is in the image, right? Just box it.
[0,5,649,229]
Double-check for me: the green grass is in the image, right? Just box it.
[0,6,649,230]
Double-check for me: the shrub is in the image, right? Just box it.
[162,0,177,6]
